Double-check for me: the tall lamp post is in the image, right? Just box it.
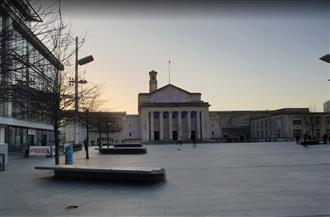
[85,108,89,159]
[320,54,330,140]
[106,122,110,148]
[319,54,330,114]
[74,36,94,147]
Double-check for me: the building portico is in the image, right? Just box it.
[141,107,210,142]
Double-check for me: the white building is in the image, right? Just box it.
[138,71,210,142]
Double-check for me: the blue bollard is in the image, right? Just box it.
[65,144,73,164]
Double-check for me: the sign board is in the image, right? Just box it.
[29,146,55,156]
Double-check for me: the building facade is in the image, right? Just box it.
[66,71,330,145]
[251,110,330,142]
[67,71,330,145]
[0,0,63,153]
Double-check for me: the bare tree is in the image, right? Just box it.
[0,0,102,164]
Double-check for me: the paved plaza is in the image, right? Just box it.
[0,142,329,217]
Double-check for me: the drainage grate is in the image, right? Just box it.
[65,205,78,210]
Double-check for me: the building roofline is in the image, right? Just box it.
[138,84,201,96]
[210,108,310,113]
[139,102,210,108]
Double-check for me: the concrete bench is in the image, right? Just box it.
[99,145,147,154]
[301,140,320,145]
[114,144,143,148]
[35,165,166,182]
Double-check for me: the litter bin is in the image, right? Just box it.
[65,144,73,165]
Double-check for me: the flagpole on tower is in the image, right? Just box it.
[168,60,171,84]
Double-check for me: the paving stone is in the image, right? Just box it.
[1,142,329,216]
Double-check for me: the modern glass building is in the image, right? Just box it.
[0,0,63,153]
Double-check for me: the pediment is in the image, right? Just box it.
[149,84,199,103]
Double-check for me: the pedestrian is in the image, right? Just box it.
[302,133,308,148]
[176,137,182,146]
[295,135,300,145]
[24,144,30,158]
[191,134,196,148]
[303,133,307,143]
[323,134,328,144]
[84,139,89,159]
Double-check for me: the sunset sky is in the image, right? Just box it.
[57,1,329,114]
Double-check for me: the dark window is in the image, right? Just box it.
[129,132,131,137]
[212,131,214,136]
[292,120,302,125]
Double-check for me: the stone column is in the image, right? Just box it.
[0,127,4,144]
[150,111,154,141]
[197,111,201,140]
[187,111,191,139]
[169,111,173,140]
[160,111,164,140]
[178,111,182,140]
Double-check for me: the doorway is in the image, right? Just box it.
[190,130,196,140]
[154,131,160,141]
[172,131,178,140]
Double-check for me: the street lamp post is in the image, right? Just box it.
[319,53,330,103]
[107,122,110,148]
[84,108,90,159]
[73,36,94,147]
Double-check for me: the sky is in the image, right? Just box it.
[54,0,329,114]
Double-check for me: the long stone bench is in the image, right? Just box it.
[99,144,147,154]
[301,140,320,145]
[35,165,166,182]
[114,144,143,148]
